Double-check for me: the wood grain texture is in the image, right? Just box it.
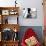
[0,7,19,46]
[0,24,20,32]
[2,41,19,46]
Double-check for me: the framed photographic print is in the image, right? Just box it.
[23,8,37,19]
[9,10,18,15]
[2,10,9,15]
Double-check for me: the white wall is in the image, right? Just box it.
[0,0,15,7]
[17,0,44,26]
[0,0,44,26]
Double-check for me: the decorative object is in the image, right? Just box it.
[2,28,13,41]
[14,28,17,32]
[13,32,18,41]
[2,28,18,41]
[9,10,18,15]
[25,36,38,46]
[21,28,41,46]
[2,10,9,15]
[23,8,37,19]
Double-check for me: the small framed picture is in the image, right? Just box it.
[9,10,18,15]
[2,10,9,15]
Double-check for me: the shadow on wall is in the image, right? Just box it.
[18,26,43,44]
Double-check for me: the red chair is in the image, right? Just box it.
[21,28,41,46]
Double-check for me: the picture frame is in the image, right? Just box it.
[2,10,9,15]
[23,8,37,19]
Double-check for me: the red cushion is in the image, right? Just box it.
[21,28,41,46]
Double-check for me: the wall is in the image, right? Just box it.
[0,0,44,26]
[17,0,44,26]
[0,0,15,7]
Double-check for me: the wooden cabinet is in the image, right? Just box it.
[0,41,19,46]
[2,41,19,46]
[0,7,19,24]
[0,7,19,46]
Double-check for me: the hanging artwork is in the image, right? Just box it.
[23,8,37,19]
[2,10,9,15]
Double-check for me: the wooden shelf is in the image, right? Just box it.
[0,40,19,46]
[0,7,19,24]
[2,40,19,42]
[0,24,20,32]
[0,7,19,10]
[0,7,19,46]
